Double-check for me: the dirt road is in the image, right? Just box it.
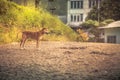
[0,41,120,80]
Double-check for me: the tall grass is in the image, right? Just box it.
[0,0,78,43]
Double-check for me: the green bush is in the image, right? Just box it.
[100,19,115,26]
[80,20,99,29]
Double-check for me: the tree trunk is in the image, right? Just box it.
[35,0,40,8]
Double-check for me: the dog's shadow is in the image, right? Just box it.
[60,46,87,50]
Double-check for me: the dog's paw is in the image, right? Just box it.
[36,47,40,50]
[20,47,25,50]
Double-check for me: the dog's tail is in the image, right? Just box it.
[16,30,22,42]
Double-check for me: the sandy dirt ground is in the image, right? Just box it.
[0,41,120,80]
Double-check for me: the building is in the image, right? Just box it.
[67,0,101,28]
[99,21,120,44]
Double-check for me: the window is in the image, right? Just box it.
[80,14,83,21]
[74,15,76,22]
[107,36,116,43]
[77,15,80,21]
[89,0,97,8]
[70,14,83,22]
[70,0,83,9]
[71,15,73,22]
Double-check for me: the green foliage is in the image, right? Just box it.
[80,19,115,41]
[80,20,99,29]
[86,0,120,21]
[0,0,21,26]
[0,0,77,43]
[100,19,115,26]
[0,0,9,15]
[0,25,20,43]
[80,20,101,42]
[76,29,89,42]
[86,6,98,21]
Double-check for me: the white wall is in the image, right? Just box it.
[67,0,91,26]
[58,15,67,23]
[104,28,120,44]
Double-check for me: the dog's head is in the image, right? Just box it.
[41,28,49,34]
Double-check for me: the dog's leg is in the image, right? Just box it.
[22,38,27,48]
[36,39,39,48]
[20,38,25,49]
[20,39,23,48]
[20,33,25,49]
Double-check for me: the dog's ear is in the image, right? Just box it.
[42,28,47,31]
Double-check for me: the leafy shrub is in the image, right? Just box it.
[0,25,20,43]
[80,20,101,42]
[80,20,99,29]
[76,29,89,42]
[100,19,115,26]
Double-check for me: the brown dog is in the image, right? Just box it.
[20,28,48,48]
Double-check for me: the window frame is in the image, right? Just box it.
[70,0,83,9]
[70,13,83,22]
[107,35,116,43]
[89,0,97,8]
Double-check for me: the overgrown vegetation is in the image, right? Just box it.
[79,0,119,42]
[0,0,78,43]
[80,19,114,42]
[86,0,120,21]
